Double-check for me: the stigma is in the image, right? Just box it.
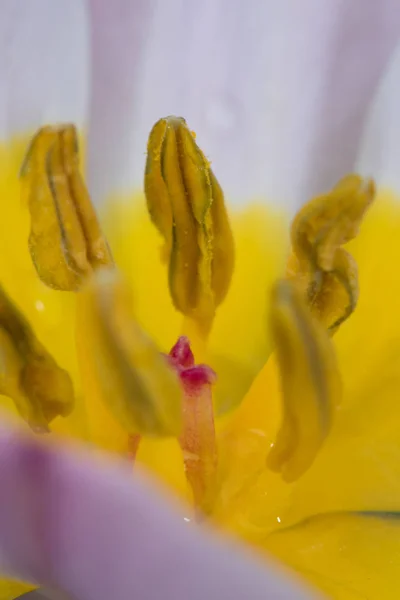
[167,336,218,516]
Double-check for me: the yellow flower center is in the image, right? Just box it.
[3,118,375,500]
[0,117,381,599]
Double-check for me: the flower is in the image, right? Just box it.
[0,118,398,600]
[2,2,400,599]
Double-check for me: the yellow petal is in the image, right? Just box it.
[265,512,400,600]
[216,191,400,542]
[277,191,400,520]
[0,579,35,600]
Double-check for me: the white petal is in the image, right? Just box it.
[357,40,400,190]
[87,0,400,208]
[0,0,89,139]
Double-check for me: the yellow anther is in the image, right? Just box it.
[78,268,183,437]
[20,124,112,291]
[267,280,341,482]
[145,116,234,333]
[288,174,375,332]
[0,286,74,430]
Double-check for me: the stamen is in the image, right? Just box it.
[288,174,375,332]
[0,285,74,430]
[267,280,341,482]
[20,125,112,291]
[77,269,182,437]
[145,116,235,337]
[168,336,218,516]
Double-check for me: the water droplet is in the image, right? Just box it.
[276,516,281,523]
[183,517,191,523]
[35,300,45,311]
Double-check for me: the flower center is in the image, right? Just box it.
[0,118,377,519]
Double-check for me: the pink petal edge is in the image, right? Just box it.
[0,423,319,600]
